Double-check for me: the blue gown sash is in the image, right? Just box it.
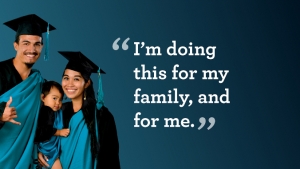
[0,70,43,169]
[60,110,93,169]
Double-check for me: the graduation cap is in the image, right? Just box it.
[58,51,105,109]
[3,14,56,60]
[58,51,105,78]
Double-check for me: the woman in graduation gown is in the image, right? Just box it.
[38,51,120,169]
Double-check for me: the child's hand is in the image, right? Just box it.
[58,129,70,137]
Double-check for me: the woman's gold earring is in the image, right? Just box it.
[84,90,86,100]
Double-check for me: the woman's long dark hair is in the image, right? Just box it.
[81,77,99,160]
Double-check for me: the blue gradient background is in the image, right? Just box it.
[1,1,299,168]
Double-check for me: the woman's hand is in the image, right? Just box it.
[59,128,70,137]
[54,128,70,137]
[38,152,49,168]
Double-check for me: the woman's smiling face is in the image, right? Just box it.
[62,69,88,101]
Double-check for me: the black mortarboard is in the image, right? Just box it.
[58,51,105,79]
[4,14,56,61]
[3,14,56,38]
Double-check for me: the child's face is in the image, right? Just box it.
[41,87,63,111]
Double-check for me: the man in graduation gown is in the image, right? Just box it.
[0,14,56,168]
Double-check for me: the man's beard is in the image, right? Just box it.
[23,52,37,68]
[25,62,34,68]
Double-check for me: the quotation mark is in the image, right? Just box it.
[112,37,130,50]
[198,117,215,130]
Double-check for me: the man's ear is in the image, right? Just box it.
[85,80,91,89]
[41,94,45,102]
[13,42,18,51]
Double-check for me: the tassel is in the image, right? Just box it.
[94,68,102,164]
[96,67,104,110]
[44,23,50,61]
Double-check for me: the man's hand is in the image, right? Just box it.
[0,97,21,125]
[58,129,70,137]
[38,152,49,168]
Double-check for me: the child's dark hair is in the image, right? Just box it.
[42,81,64,99]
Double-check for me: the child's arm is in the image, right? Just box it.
[54,128,70,137]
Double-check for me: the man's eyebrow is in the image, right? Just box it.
[20,40,42,44]
[21,40,30,43]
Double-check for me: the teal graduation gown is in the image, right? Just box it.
[61,102,120,169]
[0,58,44,168]
[0,58,23,129]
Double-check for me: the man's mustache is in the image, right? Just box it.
[23,52,38,55]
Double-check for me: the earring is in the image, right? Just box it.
[84,90,86,100]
